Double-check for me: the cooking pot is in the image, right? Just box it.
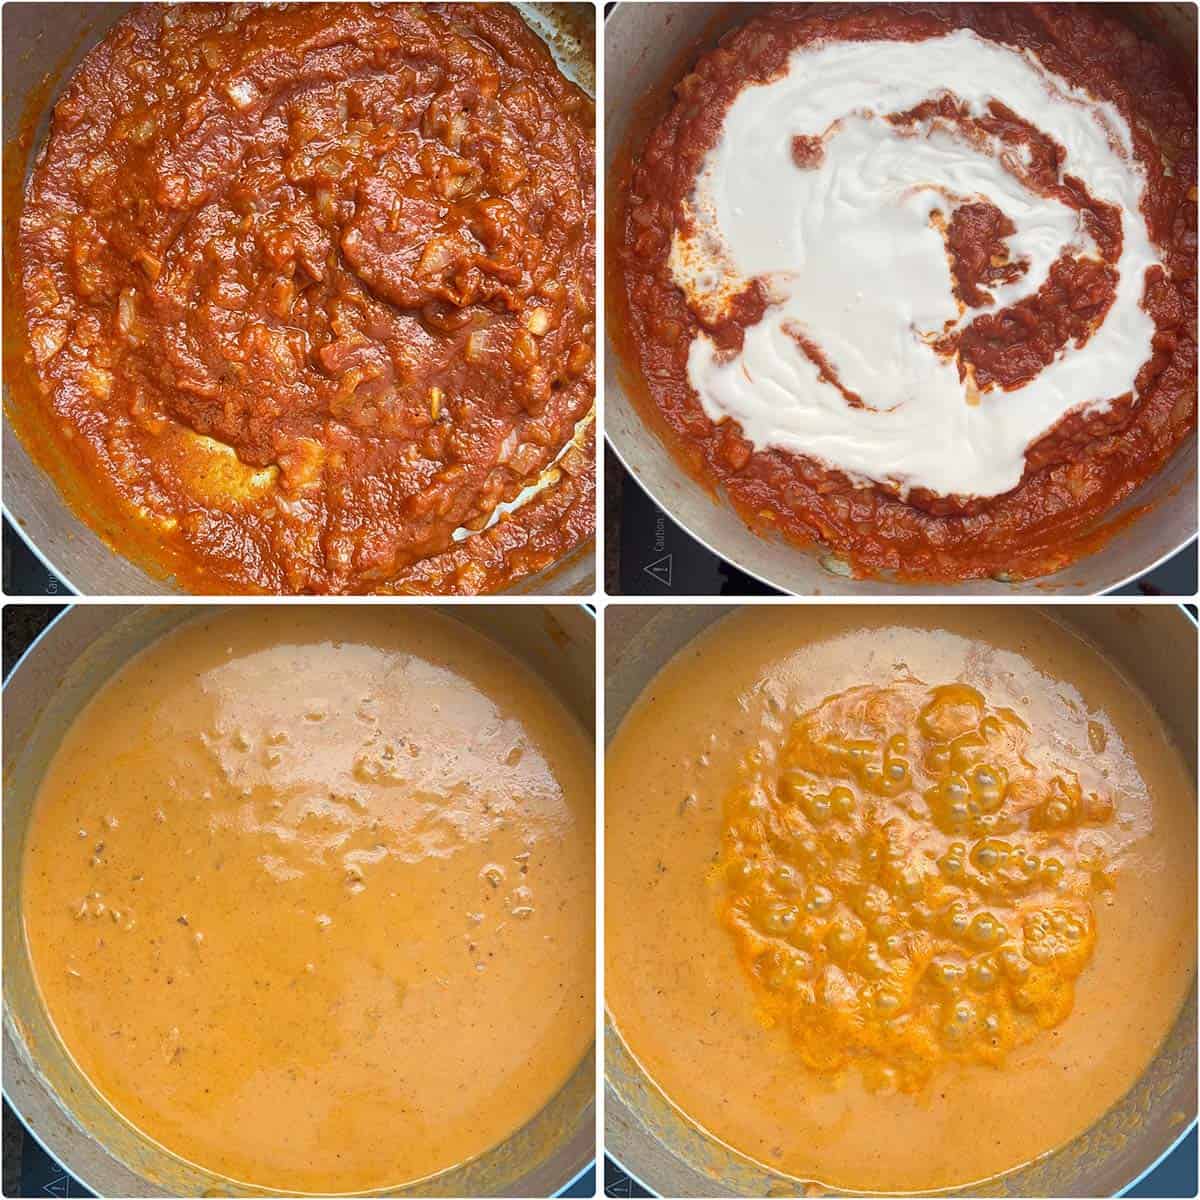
[4,603,596,1196]
[2,1,596,596]
[604,2,1198,596]
[605,602,1197,1196]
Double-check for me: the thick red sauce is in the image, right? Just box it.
[13,2,595,594]
[618,4,1195,581]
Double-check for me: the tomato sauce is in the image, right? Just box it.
[617,4,1195,582]
[12,3,595,594]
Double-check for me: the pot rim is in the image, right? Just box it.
[605,1121,1200,1198]
[0,503,598,598]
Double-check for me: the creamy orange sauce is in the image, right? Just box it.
[22,607,594,1193]
[606,607,1195,1193]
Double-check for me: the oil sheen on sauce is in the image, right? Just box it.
[22,607,594,1193]
[606,608,1195,1193]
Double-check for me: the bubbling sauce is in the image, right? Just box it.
[606,607,1195,1193]
[723,680,1112,1094]
[22,607,593,1193]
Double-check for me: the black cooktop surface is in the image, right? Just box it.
[606,450,1198,597]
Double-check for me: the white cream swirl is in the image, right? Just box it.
[671,29,1160,499]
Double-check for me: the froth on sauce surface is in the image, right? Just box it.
[605,607,1195,1192]
[22,607,594,1193]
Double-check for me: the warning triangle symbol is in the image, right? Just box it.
[644,553,673,588]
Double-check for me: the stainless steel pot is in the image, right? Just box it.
[4,603,596,1197]
[2,1,596,597]
[604,2,1198,596]
[605,603,1197,1197]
